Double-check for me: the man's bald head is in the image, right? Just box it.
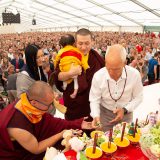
[27,81,54,102]
[105,44,127,81]
[105,44,127,63]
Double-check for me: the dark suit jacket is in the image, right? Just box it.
[11,58,24,69]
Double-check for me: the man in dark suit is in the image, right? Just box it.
[11,51,24,73]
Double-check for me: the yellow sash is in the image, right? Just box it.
[15,93,46,123]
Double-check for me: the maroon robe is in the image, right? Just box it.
[0,102,83,160]
[54,49,105,120]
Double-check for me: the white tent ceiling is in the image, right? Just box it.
[0,0,160,32]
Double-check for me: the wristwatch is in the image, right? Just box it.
[123,107,128,115]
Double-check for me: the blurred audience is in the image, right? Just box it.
[0,31,160,101]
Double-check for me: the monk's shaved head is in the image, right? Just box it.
[27,81,54,102]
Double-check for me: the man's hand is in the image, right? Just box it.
[69,63,82,77]
[109,108,124,124]
[91,117,102,130]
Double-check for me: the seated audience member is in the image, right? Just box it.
[0,81,93,159]
[54,34,89,98]
[0,56,11,91]
[42,62,53,82]
[136,59,148,84]
[2,65,15,92]
[129,59,137,68]
[6,72,17,103]
[156,51,160,81]
[11,52,24,73]
[43,54,54,72]
[147,52,159,84]
[16,44,47,98]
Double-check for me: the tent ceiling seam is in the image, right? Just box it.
[87,0,143,26]
[130,0,160,18]
[55,0,120,27]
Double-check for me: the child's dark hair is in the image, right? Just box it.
[59,34,75,47]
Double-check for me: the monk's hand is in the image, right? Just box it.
[92,117,102,130]
[69,63,82,77]
[109,108,124,124]
[81,117,93,130]
[60,129,67,138]
[71,129,83,136]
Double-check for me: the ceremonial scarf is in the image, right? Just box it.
[15,93,46,123]
[84,52,89,64]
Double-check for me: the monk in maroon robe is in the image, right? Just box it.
[54,28,105,120]
[0,81,92,160]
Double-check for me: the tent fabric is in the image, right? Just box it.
[0,0,160,32]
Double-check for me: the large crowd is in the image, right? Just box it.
[0,31,160,91]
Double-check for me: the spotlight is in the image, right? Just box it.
[32,19,36,25]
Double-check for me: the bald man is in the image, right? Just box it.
[89,44,143,131]
[0,81,93,159]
